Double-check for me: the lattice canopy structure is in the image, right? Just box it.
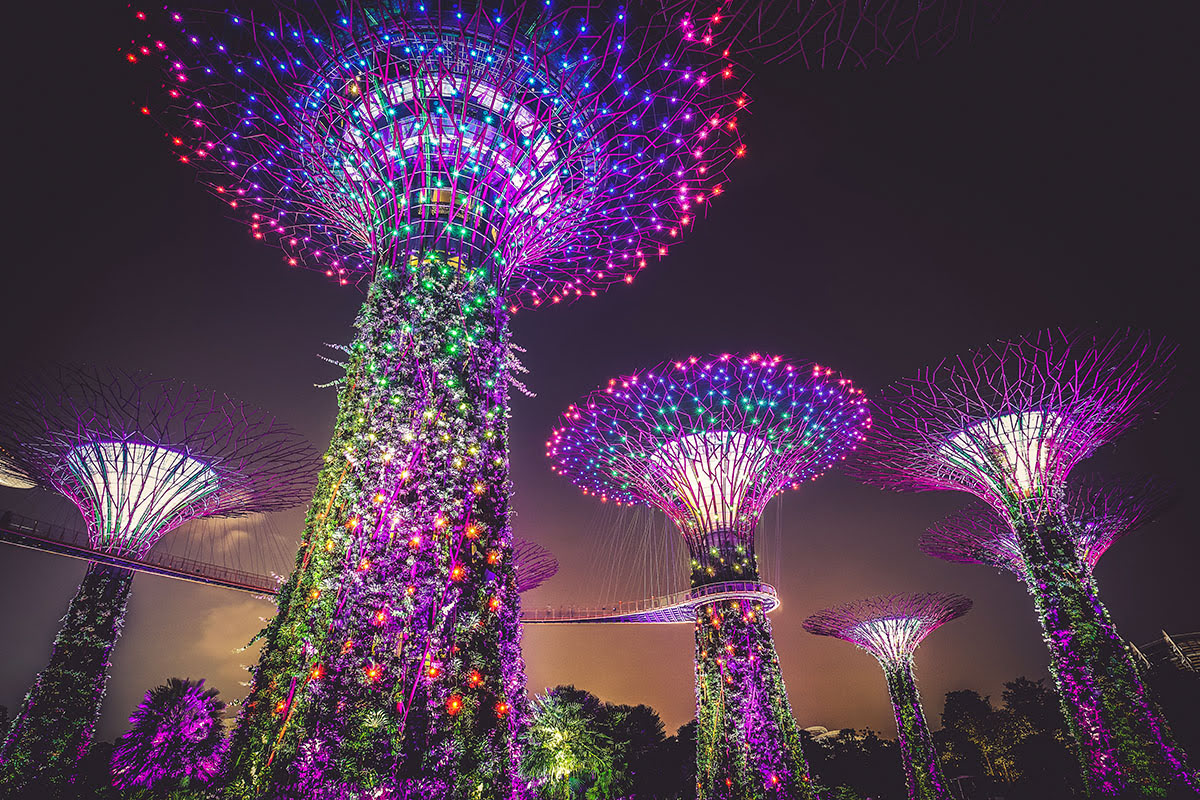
[127,3,750,796]
[548,353,870,800]
[923,474,1175,577]
[848,329,1174,525]
[548,353,870,557]
[0,365,314,795]
[0,366,315,558]
[129,0,747,306]
[848,329,1195,797]
[513,537,559,593]
[805,593,970,800]
[660,0,1010,66]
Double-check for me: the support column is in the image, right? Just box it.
[0,561,134,794]
[691,530,815,799]
[881,659,951,800]
[1015,519,1194,796]
[225,254,525,799]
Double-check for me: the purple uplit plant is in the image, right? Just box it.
[127,3,750,795]
[0,365,313,794]
[548,353,871,799]
[847,328,1195,796]
[111,678,229,792]
[805,593,972,800]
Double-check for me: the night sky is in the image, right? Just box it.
[1,1,1198,743]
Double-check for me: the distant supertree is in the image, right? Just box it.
[0,366,314,794]
[127,3,747,794]
[804,593,971,800]
[548,353,871,799]
[514,538,559,594]
[923,474,1175,578]
[659,0,1010,66]
[848,329,1195,796]
[111,677,229,792]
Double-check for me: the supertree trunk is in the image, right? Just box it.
[1015,518,1195,797]
[881,659,950,800]
[225,254,525,799]
[692,536,815,800]
[0,561,133,794]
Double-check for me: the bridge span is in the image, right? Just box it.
[0,509,778,624]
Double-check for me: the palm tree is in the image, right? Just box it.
[111,677,228,795]
[522,686,615,799]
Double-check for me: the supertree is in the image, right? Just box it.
[846,328,1196,797]
[803,593,971,800]
[546,352,872,800]
[513,537,559,594]
[126,3,747,796]
[111,677,230,793]
[0,365,314,794]
[922,473,1175,579]
[658,0,1010,66]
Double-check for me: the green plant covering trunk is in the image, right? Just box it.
[0,561,134,794]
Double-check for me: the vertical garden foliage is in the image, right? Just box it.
[693,549,815,800]
[1015,519,1194,797]
[883,661,950,800]
[0,562,133,794]
[225,255,524,798]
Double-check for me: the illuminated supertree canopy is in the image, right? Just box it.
[923,473,1175,578]
[661,0,1010,66]
[128,0,747,304]
[848,328,1196,796]
[127,2,749,796]
[0,365,314,795]
[513,537,559,593]
[805,593,971,800]
[548,353,871,800]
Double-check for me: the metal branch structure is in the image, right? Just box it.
[804,593,971,800]
[0,365,314,795]
[848,328,1195,796]
[127,3,748,796]
[513,537,558,594]
[548,353,871,800]
[923,474,1175,578]
[659,0,1010,66]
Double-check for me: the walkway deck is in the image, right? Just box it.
[0,509,778,624]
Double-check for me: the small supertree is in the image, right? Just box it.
[0,365,314,794]
[923,474,1175,579]
[548,353,871,800]
[514,538,559,594]
[127,4,747,794]
[847,328,1195,796]
[660,0,1010,66]
[111,677,229,793]
[804,593,972,800]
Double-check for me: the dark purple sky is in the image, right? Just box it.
[1,1,1198,740]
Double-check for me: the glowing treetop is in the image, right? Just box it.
[804,593,972,664]
[848,329,1174,524]
[0,366,315,558]
[513,536,559,593]
[547,353,871,541]
[128,1,749,307]
[923,474,1174,577]
[661,0,1009,66]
